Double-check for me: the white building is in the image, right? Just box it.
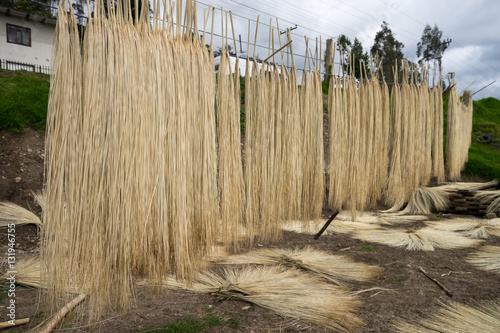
[214,54,282,77]
[0,4,56,72]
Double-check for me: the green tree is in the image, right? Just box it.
[331,35,369,79]
[370,21,405,83]
[349,38,369,79]
[417,24,451,75]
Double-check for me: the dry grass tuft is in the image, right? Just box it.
[392,301,500,333]
[466,245,500,274]
[0,202,41,227]
[353,227,482,251]
[169,265,364,332]
[221,246,381,285]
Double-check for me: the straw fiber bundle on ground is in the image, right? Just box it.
[44,0,218,319]
[221,246,381,285]
[168,265,364,332]
[392,301,500,333]
[1,257,42,289]
[335,210,427,225]
[280,219,325,235]
[427,218,500,239]
[353,227,482,251]
[327,220,382,234]
[475,190,500,215]
[446,88,474,180]
[466,245,500,274]
[401,187,450,214]
[377,214,429,224]
[0,202,41,227]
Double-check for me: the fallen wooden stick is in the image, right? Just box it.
[314,210,340,240]
[0,317,29,328]
[418,266,453,297]
[38,294,86,333]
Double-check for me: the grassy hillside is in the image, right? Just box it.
[463,97,500,180]
[0,69,50,132]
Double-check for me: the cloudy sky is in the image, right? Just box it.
[191,0,499,100]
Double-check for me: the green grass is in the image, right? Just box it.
[138,314,221,333]
[0,69,50,132]
[463,97,500,180]
[229,317,242,329]
[359,245,375,251]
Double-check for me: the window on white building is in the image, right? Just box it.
[6,23,31,47]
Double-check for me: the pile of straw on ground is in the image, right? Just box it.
[466,245,500,274]
[475,190,500,215]
[398,187,450,214]
[427,218,500,238]
[353,226,482,251]
[44,0,218,318]
[0,202,41,227]
[392,301,500,333]
[446,89,474,180]
[221,246,381,285]
[168,265,364,332]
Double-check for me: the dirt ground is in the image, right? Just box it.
[1,128,499,332]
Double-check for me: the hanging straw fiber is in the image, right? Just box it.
[300,62,324,220]
[384,62,443,210]
[328,48,389,214]
[446,88,474,180]
[43,0,218,319]
[217,16,245,249]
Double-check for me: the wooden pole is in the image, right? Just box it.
[314,210,340,239]
[0,318,29,328]
[38,294,86,333]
